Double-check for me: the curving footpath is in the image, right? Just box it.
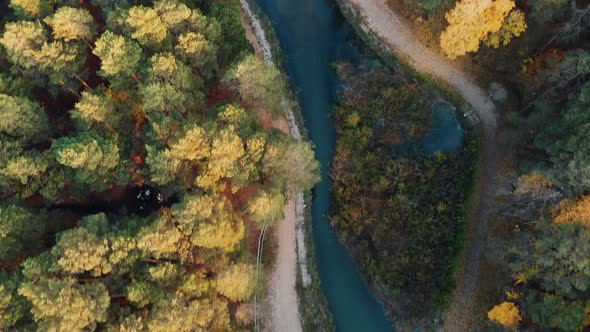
[344,0,501,330]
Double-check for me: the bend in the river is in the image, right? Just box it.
[254,0,393,331]
[344,0,501,330]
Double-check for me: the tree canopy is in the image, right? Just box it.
[440,0,527,59]
[0,0,318,330]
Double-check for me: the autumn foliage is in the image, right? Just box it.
[440,0,526,59]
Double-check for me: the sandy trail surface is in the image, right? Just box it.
[241,7,303,331]
[346,0,501,330]
[267,198,303,332]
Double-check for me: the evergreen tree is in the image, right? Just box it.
[45,7,97,43]
[0,270,31,330]
[125,6,169,49]
[51,131,126,188]
[1,21,48,72]
[0,94,49,146]
[215,263,255,302]
[536,82,590,194]
[70,87,120,130]
[9,0,54,19]
[247,188,285,225]
[93,31,142,89]
[225,55,288,116]
[263,136,320,193]
[175,32,218,78]
[0,204,45,262]
[171,194,245,252]
[19,277,110,331]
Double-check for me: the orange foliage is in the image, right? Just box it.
[488,302,522,328]
[555,196,590,226]
[514,172,553,194]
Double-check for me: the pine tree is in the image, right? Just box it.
[9,0,54,19]
[51,131,125,188]
[93,31,143,89]
[45,7,97,43]
[225,55,288,116]
[19,277,110,331]
[247,188,285,225]
[263,136,320,193]
[0,204,45,262]
[125,6,169,49]
[0,94,49,146]
[215,263,255,302]
[71,87,119,130]
[0,270,30,330]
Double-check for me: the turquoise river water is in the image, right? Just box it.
[254,0,392,330]
[254,1,463,331]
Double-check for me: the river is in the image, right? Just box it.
[254,0,393,330]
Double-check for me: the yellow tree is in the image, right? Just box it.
[197,125,244,190]
[440,0,527,59]
[171,194,245,252]
[215,263,255,302]
[168,125,211,162]
[488,301,522,328]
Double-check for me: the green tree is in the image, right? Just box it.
[0,94,49,146]
[125,6,169,49]
[153,0,192,34]
[175,32,218,78]
[263,136,320,193]
[9,0,53,19]
[51,131,125,188]
[531,0,569,23]
[247,188,285,224]
[93,31,142,88]
[140,53,204,114]
[225,55,288,115]
[45,7,97,43]
[71,87,119,130]
[146,295,229,331]
[535,82,590,193]
[52,227,111,276]
[0,204,45,263]
[511,222,590,299]
[137,214,186,260]
[38,40,87,85]
[208,2,252,66]
[0,146,70,202]
[0,270,30,330]
[527,293,585,331]
[197,125,244,189]
[168,125,211,162]
[1,21,87,86]
[19,277,110,331]
[0,21,47,72]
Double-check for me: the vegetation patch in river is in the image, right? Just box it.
[331,62,477,328]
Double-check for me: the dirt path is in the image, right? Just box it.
[241,4,303,332]
[345,0,501,330]
[267,198,303,332]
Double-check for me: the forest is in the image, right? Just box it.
[330,63,477,323]
[386,0,590,330]
[0,0,319,330]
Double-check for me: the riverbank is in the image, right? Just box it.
[240,1,334,330]
[335,0,502,330]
